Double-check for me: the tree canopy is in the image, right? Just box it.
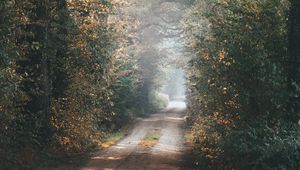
[0,0,299,169]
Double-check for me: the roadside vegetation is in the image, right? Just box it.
[0,0,170,169]
[1,0,299,169]
[184,0,300,169]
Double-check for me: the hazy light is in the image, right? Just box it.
[167,101,186,109]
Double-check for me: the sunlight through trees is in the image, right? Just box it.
[0,0,299,169]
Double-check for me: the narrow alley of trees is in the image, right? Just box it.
[0,0,299,169]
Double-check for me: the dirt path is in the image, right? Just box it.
[80,101,196,170]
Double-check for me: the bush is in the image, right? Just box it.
[192,119,300,170]
[184,0,300,169]
[149,91,169,112]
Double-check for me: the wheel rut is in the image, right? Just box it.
[81,101,196,170]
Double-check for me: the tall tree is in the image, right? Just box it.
[287,0,300,122]
[16,0,52,144]
[52,0,70,97]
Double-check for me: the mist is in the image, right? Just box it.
[118,0,189,107]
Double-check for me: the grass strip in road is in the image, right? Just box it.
[139,128,161,148]
[99,122,137,149]
[184,129,194,148]
[100,131,126,148]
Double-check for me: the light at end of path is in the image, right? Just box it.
[167,101,186,109]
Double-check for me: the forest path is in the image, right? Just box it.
[80,101,196,170]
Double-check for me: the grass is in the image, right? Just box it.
[184,129,194,148]
[100,131,126,148]
[99,121,137,149]
[139,128,161,148]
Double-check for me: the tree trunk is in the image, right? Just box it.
[287,0,300,122]
[52,0,70,97]
[16,0,52,144]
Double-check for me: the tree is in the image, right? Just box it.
[16,0,53,144]
[184,0,300,169]
[287,0,300,122]
[52,0,70,98]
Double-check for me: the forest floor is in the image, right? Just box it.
[67,101,197,170]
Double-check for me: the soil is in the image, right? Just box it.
[76,101,196,170]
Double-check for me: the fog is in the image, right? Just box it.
[118,0,189,105]
[162,68,186,101]
[167,100,187,109]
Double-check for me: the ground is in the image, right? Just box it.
[61,101,196,170]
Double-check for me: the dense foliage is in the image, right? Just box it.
[0,0,165,168]
[184,0,300,169]
[2,0,299,169]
